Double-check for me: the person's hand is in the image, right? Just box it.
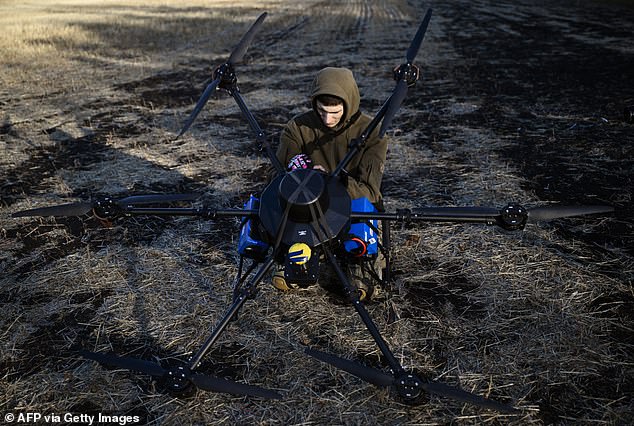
[313,164,328,173]
[287,154,312,170]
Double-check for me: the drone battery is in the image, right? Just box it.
[344,197,379,257]
[238,195,269,260]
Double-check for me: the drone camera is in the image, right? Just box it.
[238,195,269,260]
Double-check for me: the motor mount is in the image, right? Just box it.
[393,63,420,87]
[163,365,194,395]
[498,203,528,230]
[93,197,120,221]
[395,372,425,403]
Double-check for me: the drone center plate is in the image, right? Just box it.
[278,169,329,223]
[260,170,351,247]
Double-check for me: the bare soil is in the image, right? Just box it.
[1,0,633,424]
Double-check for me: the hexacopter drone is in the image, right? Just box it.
[13,10,614,413]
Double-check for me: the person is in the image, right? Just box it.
[272,67,388,300]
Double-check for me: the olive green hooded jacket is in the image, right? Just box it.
[276,67,388,204]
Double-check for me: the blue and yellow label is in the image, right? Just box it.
[288,243,311,265]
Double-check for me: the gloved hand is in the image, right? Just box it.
[287,154,313,170]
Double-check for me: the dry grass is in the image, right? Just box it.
[1,0,633,425]
[1,0,278,81]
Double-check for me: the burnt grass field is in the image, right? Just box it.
[1,0,633,424]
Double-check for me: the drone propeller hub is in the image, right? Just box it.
[93,197,120,221]
[214,63,238,91]
[498,203,528,230]
[395,372,424,402]
[393,63,420,87]
[164,365,194,395]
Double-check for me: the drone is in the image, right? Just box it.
[12,9,614,414]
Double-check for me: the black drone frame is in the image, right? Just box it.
[12,9,614,413]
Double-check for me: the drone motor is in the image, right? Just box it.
[498,203,528,230]
[92,197,120,221]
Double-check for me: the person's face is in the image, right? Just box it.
[316,100,344,128]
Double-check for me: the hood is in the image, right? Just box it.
[310,67,361,130]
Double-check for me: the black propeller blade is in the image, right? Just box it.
[227,12,268,65]
[176,12,268,139]
[190,372,282,399]
[12,193,199,218]
[380,8,432,137]
[406,8,433,63]
[305,348,517,413]
[80,350,281,399]
[79,350,167,377]
[500,203,614,230]
[12,201,94,218]
[527,204,614,222]
[421,381,518,414]
[305,348,394,387]
[175,78,222,139]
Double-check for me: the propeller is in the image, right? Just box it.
[176,12,268,139]
[526,204,614,222]
[226,12,268,65]
[80,350,281,399]
[421,381,518,413]
[12,201,94,218]
[305,348,517,413]
[379,8,432,137]
[79,350,167,377]
[380,80,408,137]
[306,348,394,387]
[500,203,614,230]
[12,193,199,218]
[189,372,282,399]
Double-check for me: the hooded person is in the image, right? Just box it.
[273,67,388,300]
[275,67,388,205]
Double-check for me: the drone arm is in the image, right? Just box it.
[229,88,285,174]
[114,206,259,220]
[332,9,433,178]
[331,99,391,179]
[228,88,264,140]
[321,245,405,376]
[188,255,276,370]
[351,207,501,225]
